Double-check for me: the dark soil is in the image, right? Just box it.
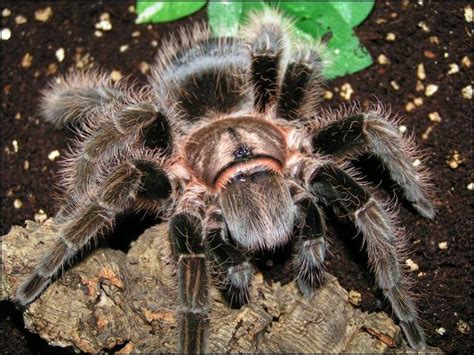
[1,2,472,353]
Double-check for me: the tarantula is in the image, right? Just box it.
[16,8,434,352]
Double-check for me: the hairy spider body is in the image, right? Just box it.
[17,9,434,352]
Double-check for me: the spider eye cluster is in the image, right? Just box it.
[233,145,253,160]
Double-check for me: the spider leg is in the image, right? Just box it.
[277,47,324,122]
[62,97,172,203]
[307,110,435,219]
[40,69,124,128]
[242,8,290,113]
[292,196,328,297]
[170,213,209,354]
[16,157,172,305]
[205,207,252,307]
[308,163,425,349]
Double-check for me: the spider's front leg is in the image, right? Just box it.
[288,181,328,296]
[16,157,172,305]
[306,110,435,219]
[205,206,253,307]
[292,196,328,297]
[307,163,426,349]
[242,8,290,112]
[169,213,209,354]
[40,69,125,128]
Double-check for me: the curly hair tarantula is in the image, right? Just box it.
[16,9,434,352]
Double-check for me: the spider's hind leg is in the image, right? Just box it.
[16,157,172,305]
[308,108,435,219]
[309,163,426,349]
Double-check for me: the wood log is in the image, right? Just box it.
[1,220,442,353]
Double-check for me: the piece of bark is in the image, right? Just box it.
[1,220,442,353]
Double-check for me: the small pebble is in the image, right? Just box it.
[425,84,438,97]
[414,97,423,106]
[1,28,11,41]
[461,56,471,68]
[21,53,33,68]
[446,150,464,169]
[417,272,427,277]
[348,290,362,307]
[416,80,425,92]
[15,15,27,25]
[447,63,459,75]
[138,61,150,75]
[428,112,441,123]
[429,36,440,44]
[399,125,407,133]
[385,32,396,41]
[390,80,399,90]
[405,258,419,272]
[443,52,449,58]
[456,320,470,334]
[48,149,60,161]
[424,50,436,59]
[465,6,472,23]
[377,54,390,65]
[437,241,448,250]
[2,8,11,17]
[55,47,65,62]
[467,182,474,190]
[461,85,472,100]
[132,31,141,38]
[417,63,426,80]
[119,44,129,53]
[96,13,112,31]
[34,209,48,223]
[151,40,158,47]
[23,160,29,170]
[94,30,103,38]
[110,70,123,82]
[436,327,446,336]
[47,63,58,75]
[421,126,433,140]
[35,7,53,22]
[405,102,416,112]
[12,140,19,153]
[13,199,23,209]
[340,83,353,100]
[418,21,430,32]
[323,90,333,100]
[15,112,21,120]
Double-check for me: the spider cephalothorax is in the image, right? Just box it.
[17,8,434,352]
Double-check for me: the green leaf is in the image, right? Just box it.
[328,1,375,27]
[272,1,374,79]
[135,1,206,24]
[323,26,373,79]
[208,1,243,37]
[208,0,266,37]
